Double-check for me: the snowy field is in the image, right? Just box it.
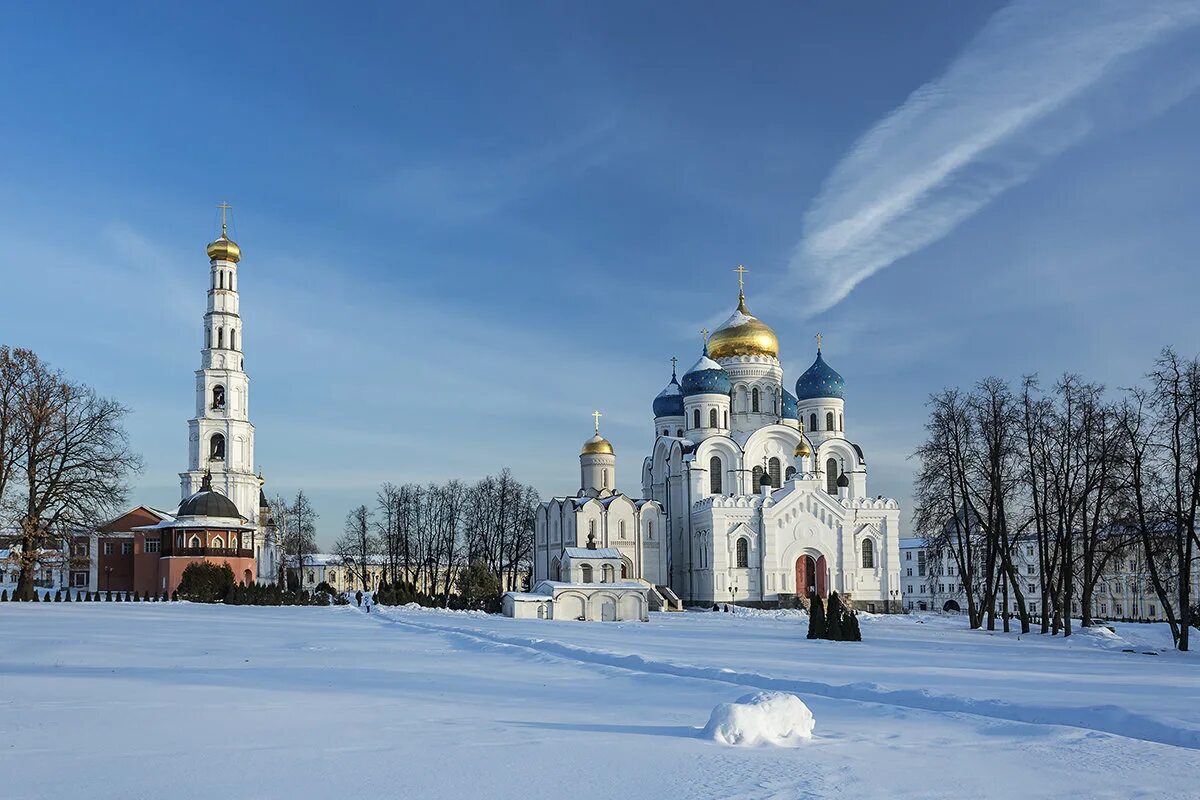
[2,604,1197,800]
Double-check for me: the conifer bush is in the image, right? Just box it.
[824,592,844,641]
[54,590,62,602]
[806,592,825,640]
[1,589,8,601]
[32,590,40,602]
[177,562,235,603]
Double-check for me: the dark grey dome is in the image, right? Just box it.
[179,473,242,519]
[837,472,849,488]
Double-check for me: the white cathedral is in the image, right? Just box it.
[532,274,901,612]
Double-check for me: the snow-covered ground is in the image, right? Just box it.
[2,604,1196,800]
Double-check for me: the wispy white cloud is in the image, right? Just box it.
[791,0,1200,314]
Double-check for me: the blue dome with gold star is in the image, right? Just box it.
[653,369,685,417]
[681,353,731,396]
[795,349,845,400]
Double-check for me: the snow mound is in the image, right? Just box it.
[703,691,815,746]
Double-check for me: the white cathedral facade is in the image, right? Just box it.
[533,276,901,611]
[178,213,280,584]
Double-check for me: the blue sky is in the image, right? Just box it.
[3,1,1200,546]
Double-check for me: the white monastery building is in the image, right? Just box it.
[530,271,902,612]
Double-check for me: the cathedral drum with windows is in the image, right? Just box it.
[636,271,901,610]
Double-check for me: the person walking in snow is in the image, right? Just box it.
[355,590,363,607]
[365,594,372,613]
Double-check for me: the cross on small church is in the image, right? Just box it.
[816,332,823,351]
[591,410,602,433]
[670,356,678,375]
[701,327,709,343]
[216,201,233,235]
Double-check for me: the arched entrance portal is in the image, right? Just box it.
[942,599,961,613]
[795,554,827,598]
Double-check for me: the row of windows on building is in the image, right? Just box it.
[725,537,875,570]
[706,456,846,496]
[98,535,245,555]
[213,268,236,292]
[549,560,630,582]
[205,326,240,351]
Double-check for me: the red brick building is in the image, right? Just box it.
[94,474,256,595]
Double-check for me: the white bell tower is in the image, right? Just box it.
[179,203,258,525]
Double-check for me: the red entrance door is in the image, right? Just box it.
[795,555,827,598]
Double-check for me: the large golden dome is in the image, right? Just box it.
[707,292,778,360]
[207,233,241,263]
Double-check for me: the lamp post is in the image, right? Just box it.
[890,589,899,613]
[104,565,113,596]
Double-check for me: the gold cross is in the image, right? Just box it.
[733,264,748,293]
[216,201,232,235]
[816,332,823,351]
[592,410,602,433]
[701,327,709,343]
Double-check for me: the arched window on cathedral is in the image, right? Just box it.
[551,558,561,581]
[210,433,226,461]
[621,559,630,579]
[647,521,653,540]
[709,408,717,428]
[709,456,722,494]
[189,535,201,549]
[602,468,608,487]
[580,564,594,584]
[662,428,668,436]
[751,388,760,413]
[735,537,749,568]
[826,458,839,495]
[230,329,237,351]
[212,536,224,549]
[810,413,819,432]
[588,520,595,538]
[693,409,701,429]
[826,411,835,432]
[768,457,782,488]
[212,385,226,410]
[676,428,683,437]
[724,410,729,428]
[786,466,796,481]
[206,328,212,348]
[601,564,614,583]
[618,520,626,539]
[862,538,875,569]
[839,413,844,431]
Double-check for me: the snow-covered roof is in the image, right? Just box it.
[504,590,552,601]
[899,538,926,549]
[562,547,621,560]
[540,579,648,591]
[687,355,723,373]
[134,516,255,532]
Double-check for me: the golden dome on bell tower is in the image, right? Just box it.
[206,201,241,263]
[706,266,779,360]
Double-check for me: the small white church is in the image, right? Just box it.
[520,270,901,616]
